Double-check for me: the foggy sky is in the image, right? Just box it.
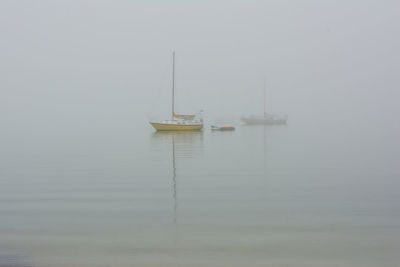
[1,0,399,134]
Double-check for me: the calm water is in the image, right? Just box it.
[0,118,399,267]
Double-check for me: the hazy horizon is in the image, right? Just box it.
[2,1,399,126]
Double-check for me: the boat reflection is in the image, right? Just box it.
[151,131,203,224]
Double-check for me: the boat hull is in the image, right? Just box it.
[211,126,235,131]
[241,117,287,125]
[150,122,203,131]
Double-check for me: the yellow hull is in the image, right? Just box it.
[150,122,203,131]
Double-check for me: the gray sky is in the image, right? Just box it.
[1,0,399,133]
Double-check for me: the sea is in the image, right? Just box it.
[0,114,399,267]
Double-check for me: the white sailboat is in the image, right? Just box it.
[241,80,287,125]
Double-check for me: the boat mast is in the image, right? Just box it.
[172,51,175,120]
[263,78,266,117]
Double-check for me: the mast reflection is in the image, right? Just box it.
[151,131,203,224]
[172,134,177,224]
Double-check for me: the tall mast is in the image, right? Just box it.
[172,51,175,120]
[263,78,266,117]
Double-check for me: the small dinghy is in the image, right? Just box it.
[211,125,235,131]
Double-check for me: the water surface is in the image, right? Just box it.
[0,118,399,267]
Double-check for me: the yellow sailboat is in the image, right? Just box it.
[150,52,203,131]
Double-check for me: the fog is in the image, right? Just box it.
[2,0,399,132]
[1,1,400,266]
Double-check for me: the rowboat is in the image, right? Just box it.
[211,125,235,131]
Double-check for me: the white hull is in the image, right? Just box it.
[241,115,287,125]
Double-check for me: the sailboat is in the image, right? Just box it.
[150,52,203,131]
[241,80,287,125]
